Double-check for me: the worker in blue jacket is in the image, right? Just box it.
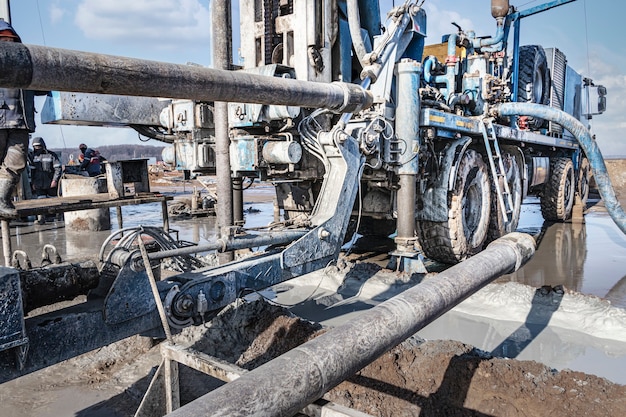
[79,143,106,176]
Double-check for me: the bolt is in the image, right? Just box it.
[318,228,330,240]
[337,132,349,144]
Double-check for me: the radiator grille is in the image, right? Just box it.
[545,47,567,135]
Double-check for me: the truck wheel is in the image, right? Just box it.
[578,156,591,206]
[541,157,575,221]
[517,45,550,129]
[416,149,491,264]
[487,152,523,242]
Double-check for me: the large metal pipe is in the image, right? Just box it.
[212,0,235,264]
[0,42,372,113]
[395,60,421,244]
[495,102,626,235]
[167,232,535,417]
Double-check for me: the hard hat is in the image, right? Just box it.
[0,20,21,42]
[32,137,46,148]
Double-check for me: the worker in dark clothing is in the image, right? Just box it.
[0,21,43,218]
[79,143,105,176]
[28,137,62,197]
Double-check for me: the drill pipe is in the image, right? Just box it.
[0,42,372,113]
[168,232,535,417]
[19,260,99,314]
[147,230,307,261]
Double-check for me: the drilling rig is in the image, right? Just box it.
[1,0,623,396]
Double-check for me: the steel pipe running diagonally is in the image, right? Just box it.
[167,233,536,417]
[0,42,373,114]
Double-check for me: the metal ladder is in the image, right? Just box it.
[481,118,514,225]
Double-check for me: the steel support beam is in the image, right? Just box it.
[212,0,235,264]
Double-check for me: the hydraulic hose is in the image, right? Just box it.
[495,102,626,235]
[347,0,369,67]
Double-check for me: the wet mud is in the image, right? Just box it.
[1,179,626,415]
[3,299,624,417]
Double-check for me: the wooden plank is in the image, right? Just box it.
[14,193,172,216]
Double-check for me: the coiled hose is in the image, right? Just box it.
[495,102,626,235]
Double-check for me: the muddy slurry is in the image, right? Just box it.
[7,299,624,417]
[159,300,626,417]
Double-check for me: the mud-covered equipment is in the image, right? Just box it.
[1,0,624,386]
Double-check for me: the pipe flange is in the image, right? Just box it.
[486,232,536,271]
[332,82,373,114]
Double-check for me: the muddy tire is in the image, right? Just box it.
[541,157,575,221]
[517,45,551,129]
[416,149,491,264]
[578,156,591,206]
[487,151,523,242]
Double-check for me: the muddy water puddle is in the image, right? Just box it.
[501,198,626,308]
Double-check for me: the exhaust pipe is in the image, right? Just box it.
[495,102,626,236]
[491,0,510,19]
[167,233,535,417]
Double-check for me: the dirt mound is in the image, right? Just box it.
[174,299,625,416]
[326,337,626,417]
[175,298,323,367]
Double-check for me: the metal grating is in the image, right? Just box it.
[545,47,567,135]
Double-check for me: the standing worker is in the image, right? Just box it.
[28,137,62,197]
[0,21,45,218]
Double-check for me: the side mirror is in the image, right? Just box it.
[583,84,607,117]
[598,95,606,113]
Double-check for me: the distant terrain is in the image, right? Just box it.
[49,144,165,165]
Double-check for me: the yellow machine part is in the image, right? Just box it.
[423,42,466,62]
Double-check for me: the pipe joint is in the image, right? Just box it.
[486,232,536,271]
[332,82,374,113]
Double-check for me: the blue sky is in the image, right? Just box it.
[6,0,626,156]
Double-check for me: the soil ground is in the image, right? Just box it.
[5,298,624,417]
[1,161,626,416]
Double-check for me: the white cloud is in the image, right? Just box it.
[49,3,66,24]
[75,0,211,48]
[571,44,626,156]
[422,0,482,42]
